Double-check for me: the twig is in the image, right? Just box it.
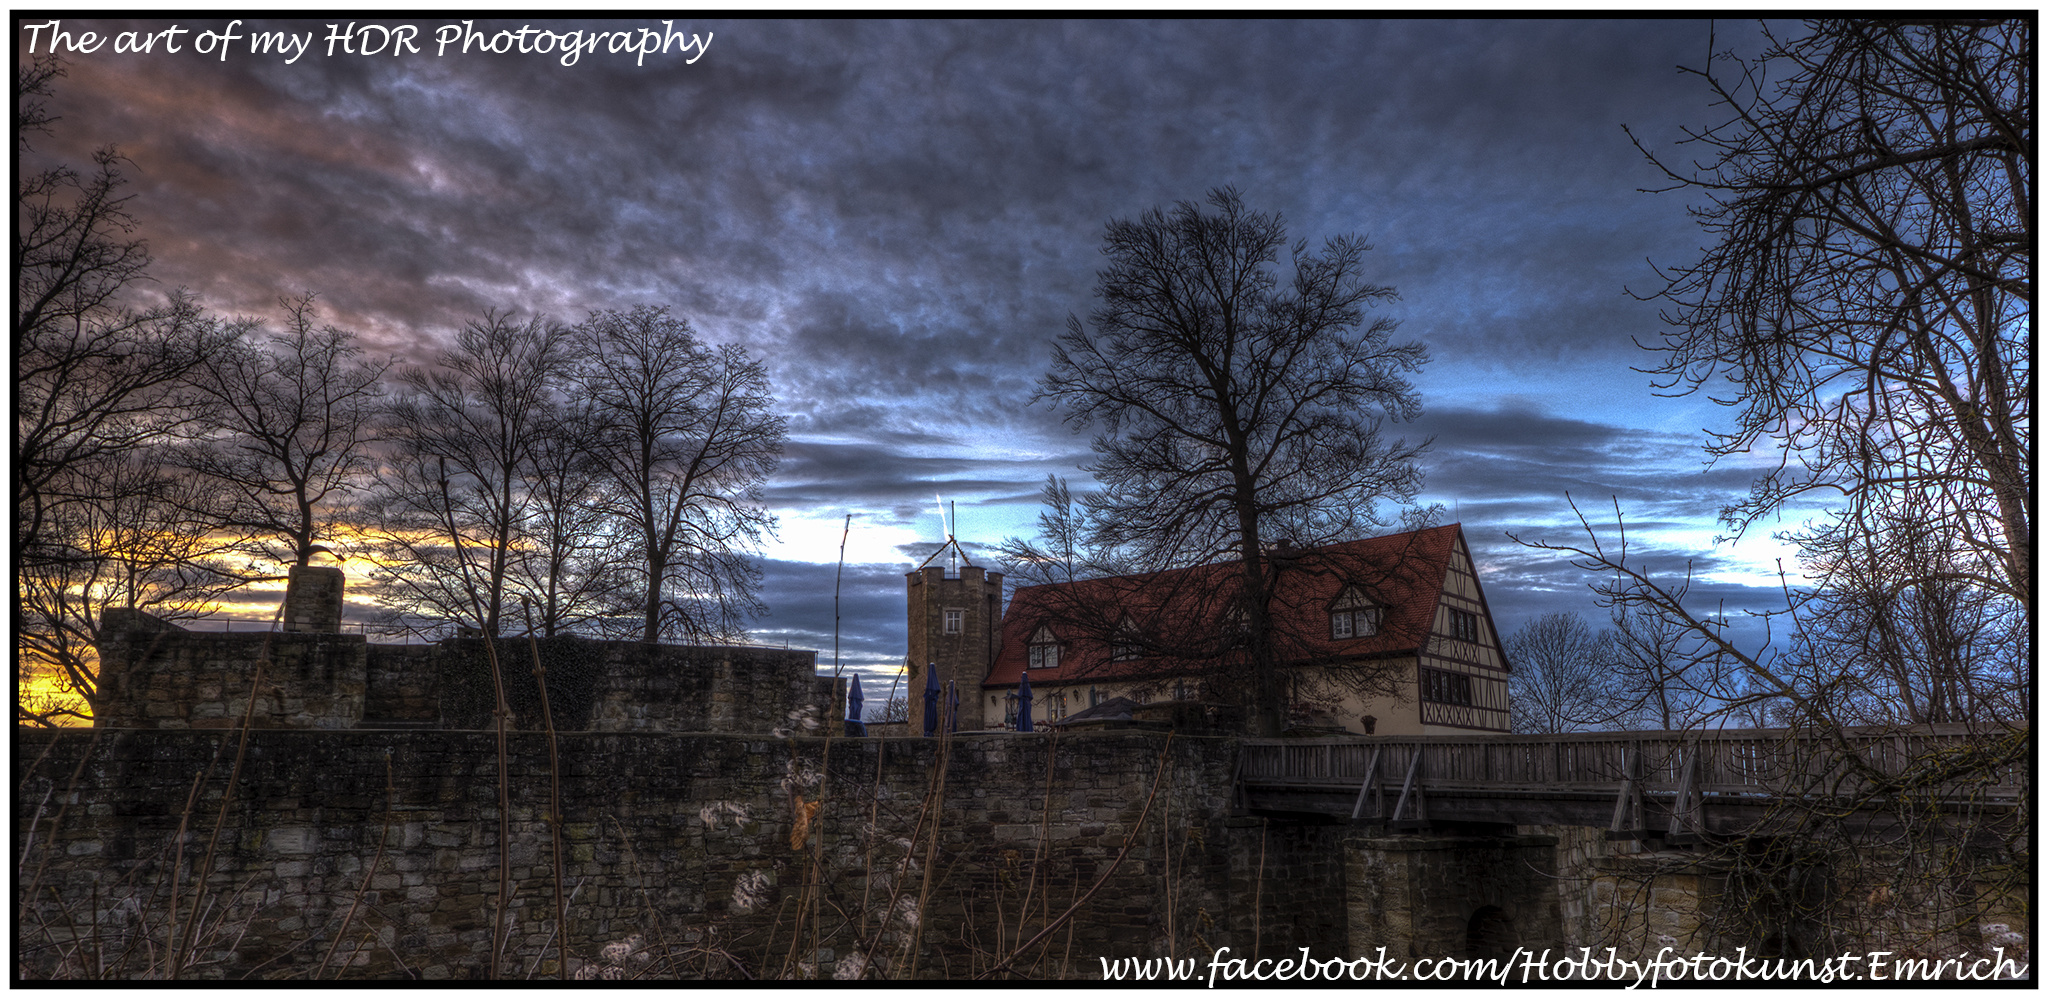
[976,735,1176,980]
[524,600,571,979]
[317,750,396,979]
[523,878,587,980]
[172,605,282,979]
[483,635,514,979]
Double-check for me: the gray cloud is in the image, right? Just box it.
[25,17,1806,671]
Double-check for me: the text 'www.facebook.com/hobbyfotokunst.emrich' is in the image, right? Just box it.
[1095,945,2031,987]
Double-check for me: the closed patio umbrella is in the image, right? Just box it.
[845,673,866,737]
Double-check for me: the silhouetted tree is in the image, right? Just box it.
[370,311,573,637]
[16,57,242,724]
[1525,19,2029,957]
[571,307,784,644]
[178,295,386,568]
[1032,188,1429,733]
[1605,604,1709,730]
[1626,18,2029,612]
[510,401,637,637]
[16,58,227,570]
[17,457,242,725]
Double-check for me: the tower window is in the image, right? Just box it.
[943,607,964,635]
[1028,625,1059,670]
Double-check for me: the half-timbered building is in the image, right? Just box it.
[976,523,1512,734]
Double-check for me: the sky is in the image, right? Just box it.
[21,17,1820,682]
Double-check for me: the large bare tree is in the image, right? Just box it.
[1626,18,2030,612]
[571,307,784,644]
[1503,612,1622,734]
[16,57,241,724]
[178,296,386,568]
[1524,19,2029,957]
[1031,188,1429,733]
[16,58,228,570]
[369,311,572,637]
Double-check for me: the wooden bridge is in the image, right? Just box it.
[1235,723,2026,841]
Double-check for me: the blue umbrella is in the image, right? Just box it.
[1017,669,1034,733]
[845,674,866,737]
[922,663,940,737]
[948,680,960,733]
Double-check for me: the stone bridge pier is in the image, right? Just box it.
[1342,833,1566,961]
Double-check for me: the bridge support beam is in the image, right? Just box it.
[1343,833,1563,961]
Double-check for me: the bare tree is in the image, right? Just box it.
[995,475,1135,588]
[1503,612,1623,733]
[1627,18,2030,611]
[17,456,243,725]
[571,307,785,644]
[1032,188,1429,733]
[510,401,636,637]
[178,296,386,568]
[1778,518,2028,726]
[1520,19,2029,957]
[1606,604,1710,730]
[369,311,572,637]
[16,57,243,724]
[16,58,228,570]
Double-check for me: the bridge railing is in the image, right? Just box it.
[1241,723,2027,798]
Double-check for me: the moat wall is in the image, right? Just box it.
[16,729,1342,980]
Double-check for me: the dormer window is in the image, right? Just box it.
[1028,625,1060,670]
[1111,616,1142,661]
[1329,586,1382,640]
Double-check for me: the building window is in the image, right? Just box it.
[1420,667,1474,706]
[1089,686,1101,707]
[1003,691,1019,729]
[942,607,964,634]
[1050,690,1068,720]
[1028,625,1059,670]
[1449,609,1479,643]
[1329,586,1381,640]
[1111,617,1142,661]
[1173,680,1188,701]
[1330,607,1381,640]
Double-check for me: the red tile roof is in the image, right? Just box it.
[985,523,1467,688]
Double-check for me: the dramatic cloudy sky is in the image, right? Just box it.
[25,17,1816,680]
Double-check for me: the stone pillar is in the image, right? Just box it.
[281,565,345,633]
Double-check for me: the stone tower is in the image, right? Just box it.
[905,548,1002,731]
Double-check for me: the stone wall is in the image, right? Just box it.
[1343,833,1563,960]
[92,622,839,739]
[16,729,1336,981]
[95,628,370,730]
